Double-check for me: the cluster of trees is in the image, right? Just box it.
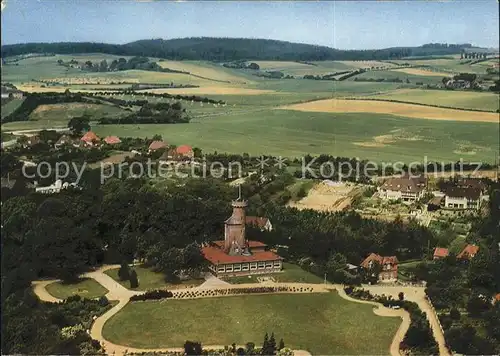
[2,92,100,123]
[337,69,366,81]
[57,56,188,74]
[303,71,350,81]
[98,101,190,125]
[353,77,411,83]
[223,61,260,70]
[460,52,489,59]
[2,291,110,354]
[1,39,478,61]
[86,90,225,105]
[118,262,139,288]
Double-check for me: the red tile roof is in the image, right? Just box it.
[148,140,168,151]
[433,247,449,258]
[202,244,281,265]
[457,244,479,259]
[246,216,270,229]
[360,253,398,268]
[212,240,267,249]
[104,136,121,144]
[81,131,100,143]
[176,145,193,155]
[495,293,500,303]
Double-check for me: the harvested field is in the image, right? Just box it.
[280,99,499,123]
[391,68,452,77]
[288,180,364,212]
[137,86,276,95]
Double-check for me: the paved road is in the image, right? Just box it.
[31,266,446,356]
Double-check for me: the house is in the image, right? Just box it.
[444,187,482,210]
[1,86,24,99]
[202,199,282,277]
[433,247,449,260]
[360,253,398,282]
[245,216,273,231]
[148,140,168,152]
[35,179,78,194]
[168,145,194,160]
[427,195,444,211]
[55,134,79,149]
[379,175,427,202]
[103,136,121,145]
[457,244,480,260]
[80,131,100,147]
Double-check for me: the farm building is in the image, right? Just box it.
[444,187,483,210]
[433,247,449,260]
[104,136,121,145]
[360,253,398,283]
[457,244,479,260]
[202,199,282,277]
[378,175,427,203]
[148,140,168,152]
[55,134,80,149]
[80,131,100,146]
[168,144,194,160]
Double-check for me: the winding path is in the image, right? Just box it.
[31,266,447,356]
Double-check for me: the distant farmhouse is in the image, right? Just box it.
[379,175,427,203]
[1,85,24,99]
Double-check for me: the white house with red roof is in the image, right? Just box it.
[360,253,399,282]
[433,247,449,260]
[148,140,168,152]
[103,136,121,145]
[168,144,194,160]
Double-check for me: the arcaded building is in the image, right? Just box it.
[202,199,282,277]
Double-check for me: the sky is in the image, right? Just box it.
[1,0,499,49]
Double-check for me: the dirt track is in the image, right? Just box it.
[289,181,363,212]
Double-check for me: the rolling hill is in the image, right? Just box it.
[1,38,492,61]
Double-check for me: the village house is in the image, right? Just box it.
[103,136,121,145]
[245,216,273,231]
[55,134,80,149]
[35,179,78,194]
[168,144,194,160]
[378,175,427,203]
[360,253,398,282]
[442,178,488,210]
[433,247,449,260]
[202,199,282,277]
[148,140,168,153]
[457,244,480,260]
[80,131,100,147]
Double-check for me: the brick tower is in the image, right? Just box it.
[224,199,248,255]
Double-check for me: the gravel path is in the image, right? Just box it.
[31,266,442,356]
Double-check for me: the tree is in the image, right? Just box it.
[184,341,202,355]
[398,292,405,301]
[261,333,269,354]
[118,261,130,281]
[99,59,108,72]
[449,307,461,320]
[152,134,163,141]
[129,269,139,288]
[67,115,90,136]
[278,339,285,350]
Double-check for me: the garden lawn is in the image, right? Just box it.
[104,265,204,291]
[102,291,401,354]
[45,278,108,299]
[225,263,323,284]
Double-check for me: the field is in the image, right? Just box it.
[288,181,365,212]
[45,278,108,299]
[102,292,400,354]
[281,99,499,122]
[359,88,500,112]
[2,54,499,164]
[104,265,204,291]
[93,110,498,163]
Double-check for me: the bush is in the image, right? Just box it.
[449,307,461,320]
[129,269,139,289]
[118,261,130,281]
[98,296,109,307]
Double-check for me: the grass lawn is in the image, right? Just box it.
[224,263,324,284]
[45,278,108,299]
[103,291,400,354]
[104,265,204,291]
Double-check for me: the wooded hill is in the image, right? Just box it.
[0,37,486,61]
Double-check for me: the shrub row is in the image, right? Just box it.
[130,289,174,301]
[343,97,497,113]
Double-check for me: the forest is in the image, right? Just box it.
[1,38,479,61]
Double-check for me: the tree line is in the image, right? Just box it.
[1,38,478,61]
